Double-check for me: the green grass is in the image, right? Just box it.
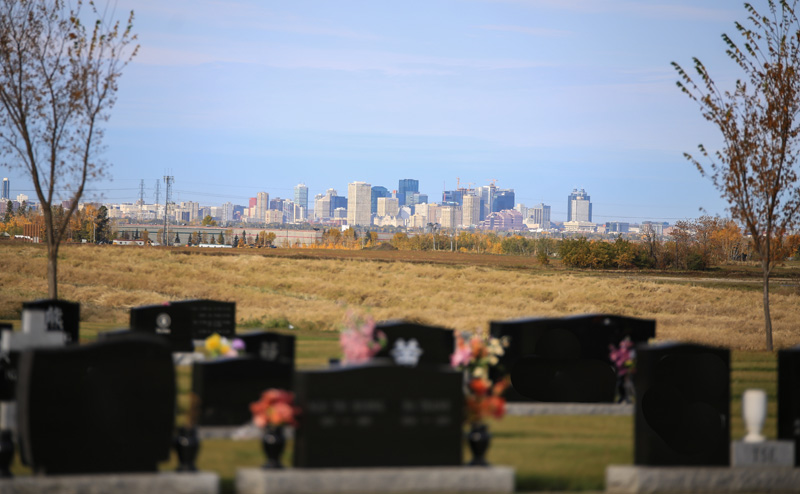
[1,323,783,493]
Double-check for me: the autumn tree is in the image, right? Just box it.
[673,0,800,350]
[0,0,137,298]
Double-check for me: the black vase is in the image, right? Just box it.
[467,423,491,466]
[262,425,286,469]
[0,429,14,478]
[175,426,200,472]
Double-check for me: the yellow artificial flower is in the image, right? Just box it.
[205,333,221,353]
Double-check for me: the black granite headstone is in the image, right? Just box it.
[374,321,454,367]
[129,303,193,352]
[634,342,730,466]
[16,333,175,474]
[170,299,236,339]
[293,362,463,468]
[238,331,295,365]
[192,356,294,426]
[21,299,80,344]
[778,345,800,466]
[490,314,655,402]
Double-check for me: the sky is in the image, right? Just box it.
[1,0,758,223]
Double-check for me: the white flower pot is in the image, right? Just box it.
[742,388,767,443]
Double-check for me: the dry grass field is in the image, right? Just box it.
[2,241,800,350]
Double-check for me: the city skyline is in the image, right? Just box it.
[2,0,747,223]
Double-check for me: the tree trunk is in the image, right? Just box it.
[762,260,773,351]
[47,243,58,300]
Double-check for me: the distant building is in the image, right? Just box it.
[567,188,592,222]
[377,197,399,217]
[294,183,308,213]
[256,192,269,221]
[221,202,235,223]
[529,203,551,230]
[492,189,515,213]
[371,186,391,214]
[442,189,463,206]
[440,205,461,229]
[398,178,419,207]
[563,220,596,233]
[606,222,630,233]
[347,181,372,226]
[462,194,481,227]
[1,178,8,201]
[481,209,525,231]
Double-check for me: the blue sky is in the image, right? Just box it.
[3,0,754,222]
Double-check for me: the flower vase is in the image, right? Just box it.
[262,425,286,469]
[743,389,767,443]
[0,429,14,478]
[617,374,634,404]
[174,426,200,472]
[467,423,491,466]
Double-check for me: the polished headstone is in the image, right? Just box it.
[16,333,175,474]
[490,314,655,402]
[170,299,236,339]
[293,362,463,468]
[778,345,800,466]
[129,303,193,352]
[21,299,80,344]
[374,321,454,367]
[237,331,295,365]
[634,342,730,466]
[192,356,294,426]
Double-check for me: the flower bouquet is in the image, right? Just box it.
[450,331,510,465]
[609,337,635,403]
[339,310,386,365]
[250,389,299,469]
[201,333,244,359]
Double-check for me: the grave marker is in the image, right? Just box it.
[170,299,236,340]
[490,314,655,402]
[778,345,800,466]
[374,321,454,367]
[16,332,175,474]
[193,351,294,426]
[238,331,295,365]
[129,303,193,352]
[293,363,463,468]
[634,342,730,466]
[21,299,79,344]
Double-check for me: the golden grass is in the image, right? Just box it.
[2,242,800,349]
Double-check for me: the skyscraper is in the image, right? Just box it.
[398,179,419,207]
[462,194,481,227]
[1,178,8,200]
[530,203,551,229]
[567,189,592,222]
[256,192,269,221]
[294,183,308,212]
[347,181,372,227]
[371,186,390,214]
[492,189,515,212]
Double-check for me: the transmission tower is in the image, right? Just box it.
[163,175,174,246]
[154,180,161,206]
[138,180,146,205]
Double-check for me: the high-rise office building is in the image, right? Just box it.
[567,188,592,222]
[1,178,8,200]
[347,181,372,227]
[492,189,515,212]
[462,194,481,227]
[398,179,419,207]
[256,192,269,221]
[377,197,399,217]
[530,203,551,229]
[294,183,308,212]
[371,186,390,214]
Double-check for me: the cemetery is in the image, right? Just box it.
[0,299,795,494]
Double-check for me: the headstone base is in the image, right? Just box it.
[732,440,795,467]
[606,465,800,493]
[0,471,219,494]
[506,402,632,416]
[236,466,515,494]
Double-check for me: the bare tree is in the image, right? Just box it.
[673,0,800,350]
[0,0,137,298]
